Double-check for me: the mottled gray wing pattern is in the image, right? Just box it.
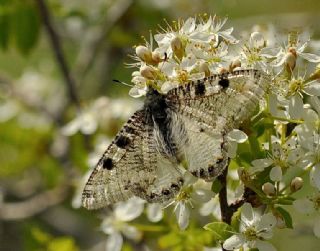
[82,110,152,209]
[82,110,184,209]
[82,69,269,209]
[166,69,269,180]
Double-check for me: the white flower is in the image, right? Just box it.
[207,15,238,45]
[295,122,320,190]
[272,36,320,70]
[223,203,277,251]
[101,197,145,251]
[249,139,303,181]
[167,172,214,230]
[293,192,320,238]
[61,111,97,135]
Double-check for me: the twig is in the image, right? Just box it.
[218,168,234,225]
[74,0,133,79]
[218,168,254,251]
[35,0,80,108]
[0,186,68,220]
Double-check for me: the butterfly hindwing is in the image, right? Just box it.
[166,69,269,180]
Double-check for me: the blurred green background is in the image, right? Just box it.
[1,0,320,250]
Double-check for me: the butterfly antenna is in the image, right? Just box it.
[113,79,134,87]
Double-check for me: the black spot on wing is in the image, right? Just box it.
[195,80,206,96]
[102,158,113,170]
[124,125,135,134]
[218,78,229,88]
[114,135,131,148]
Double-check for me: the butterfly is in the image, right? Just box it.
[82,69,269,209]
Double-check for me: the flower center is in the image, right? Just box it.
[312,194,320,211]
[288,79,304,96]
[244,227,258,241]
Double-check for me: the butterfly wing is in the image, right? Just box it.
[167,69,269,180]
[82,110,154,209]
[82,109,184,209]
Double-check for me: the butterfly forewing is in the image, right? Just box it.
[82,110,156,209]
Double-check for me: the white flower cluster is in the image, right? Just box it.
[129,15,239,97]
[72,15,320,251]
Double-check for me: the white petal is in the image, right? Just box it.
[269,94,281,116]
[223,234,245,250]
[254,240,276,251]
[106,232,123,251]
[257,213,277,234]
[61,118,80,136]
[309,96,320,114]
[302,107,318,122]
[200,197,221,219]
[199,198,215,216]
[293,198,314,214]
[313,217,320,238]
[270,166,282,182]
[252,158,274,168]
[241,203,254,225]
[101,217,115,235]
[161,81,178,93]
[228,129,248,143]
[310,165,320,189]
[181,17,196,34]
[227,141,238,158]
[115,197,145,221]
[80,113,98,134]
[289,94,304,119]
[129,86,147,98]
[147,203,163,222]
[304,80,320,96]
[192,188,214,203]
[299,52,320,63]
[121,225,142,241]
[175,202,190,230]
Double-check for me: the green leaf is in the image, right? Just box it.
[12,3,40,54]
[48,237,79,251]
[275,207,293,229]
[276,197,294,205]
[211,179,222,193]
[203,222,234,241]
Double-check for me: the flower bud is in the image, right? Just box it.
[250,31,265,48]
[140,65,157,80]
[284,47,297,72]
[151,50,162,64]
[199,62,210,77]
[136,45,153,63]
[217,67,228,74]
[171,36,184,59]
[290,177,303,192]
[262,182,276,196]
[229,59,241,72]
